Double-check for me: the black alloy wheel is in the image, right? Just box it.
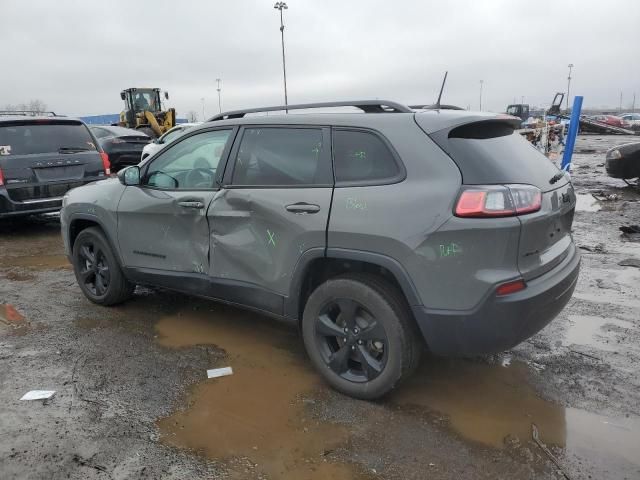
[77,240,111,296]
[315,298,388,383]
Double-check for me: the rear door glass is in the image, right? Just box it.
[333,129,400,184]
[231,127,330,186]
[0,122,97,155]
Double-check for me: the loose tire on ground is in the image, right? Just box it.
[301,273,422,400]
[72,227,135,306]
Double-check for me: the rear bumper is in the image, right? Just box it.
[0,191,63,218]
[412,244,580,356]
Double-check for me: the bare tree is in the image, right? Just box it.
[186,111,198,122]
[28,99,48,114]
[3,99,48,114]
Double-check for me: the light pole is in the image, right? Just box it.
[274,2,289,111]
[479,80,484,111]
[566,63,573,111]
[201,97,205,121]
[216,78,222,114]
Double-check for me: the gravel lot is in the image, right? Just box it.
[1,135,639,479]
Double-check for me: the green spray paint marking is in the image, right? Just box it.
[439,243,462,257]
[346,197,367,211]
[353,150,366,159]
[267,229,277,247]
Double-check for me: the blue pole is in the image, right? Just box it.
[561,95,583,172]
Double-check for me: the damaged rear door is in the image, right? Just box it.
[209,126,332,312]
[117,128,234,273]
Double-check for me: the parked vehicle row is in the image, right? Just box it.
[90,125,150,172]
[588,113,640,129]
[60,100,580,399]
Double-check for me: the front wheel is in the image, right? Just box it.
[301,274,422,400]
[72,227,135,306]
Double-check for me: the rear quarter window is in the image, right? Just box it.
[333,129,401,184]
[0,121,97,155]
[431,120,562,191]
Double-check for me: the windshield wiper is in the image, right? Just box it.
[58,146,92,153]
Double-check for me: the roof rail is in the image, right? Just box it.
[207,100,412,121]
[409,104,465,111]
[0,110,59,117]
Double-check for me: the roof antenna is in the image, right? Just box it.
[435,71,448,109]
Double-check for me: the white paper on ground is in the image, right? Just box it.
[20,390,56,401]
[207,367,233,379]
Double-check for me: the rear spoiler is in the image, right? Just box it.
[415,111,521,134]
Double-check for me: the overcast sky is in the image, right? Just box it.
[1,0,638,118]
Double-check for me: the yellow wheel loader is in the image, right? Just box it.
[118,88,175,138]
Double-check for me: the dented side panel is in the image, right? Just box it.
[209,188,332,296]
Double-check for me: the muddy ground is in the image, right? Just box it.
[1,135,639,480]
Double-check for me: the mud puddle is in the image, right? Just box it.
[0,254,70,270]
[391,358,640,471]
[562,314,633,352]
[1,270,36,281]
[155,307,371,480]
[0,303,29,335]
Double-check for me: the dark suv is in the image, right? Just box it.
[0,113,110,218]
[61,101,580,399]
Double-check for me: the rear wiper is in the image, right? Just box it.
[58,146,92,153]
[549,172,565,184]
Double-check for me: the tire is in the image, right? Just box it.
[301,273,422,400]
[72,227,135,306]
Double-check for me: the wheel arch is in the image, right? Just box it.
[68,214,124,266]
[286,248,422,321]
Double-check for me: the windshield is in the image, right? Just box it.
[132,90,159,112]
[0,122,97,155]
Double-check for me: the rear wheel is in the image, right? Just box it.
[302,274,421,399]
[72,227,135,305]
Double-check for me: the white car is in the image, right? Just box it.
[140,123,200,161]
[618,113,640,128]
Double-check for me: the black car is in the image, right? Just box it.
[0,113,109,218]
[606,142,640,183]
[90,126,150,172]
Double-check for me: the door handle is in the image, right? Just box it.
[285,203,321,214]
[177,200,205,209]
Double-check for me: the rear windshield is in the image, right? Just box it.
[430,120,562,191]
[0,121,97,155]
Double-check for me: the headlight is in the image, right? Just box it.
[607,149,622,160]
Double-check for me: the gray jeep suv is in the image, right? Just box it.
[61,100,580,399]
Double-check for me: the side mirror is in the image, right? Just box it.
[164,91,169,100]
[117,166,141,186]
[120,91,126,101]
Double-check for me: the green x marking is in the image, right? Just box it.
[267,229,276,247]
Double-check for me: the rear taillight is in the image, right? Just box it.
[496,279,527,296]
[100,152,111,175]
[455,185,541,218]
[0,167,4,186]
